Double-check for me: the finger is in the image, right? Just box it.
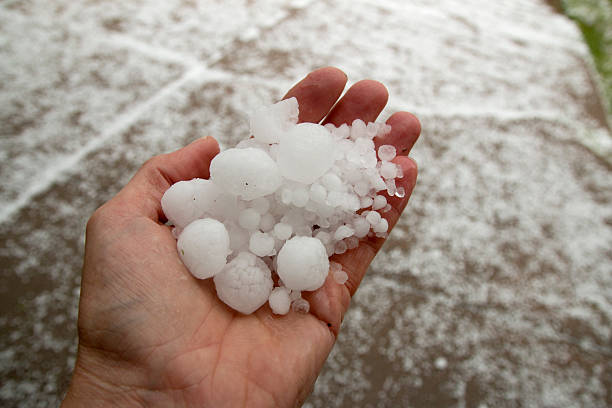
[323,80,389,126]
[282,66,348,123]
[374,111,422,156]
[110,136,220,220]
[305,157,418,334]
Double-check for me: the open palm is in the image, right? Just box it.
[62,67,421,408]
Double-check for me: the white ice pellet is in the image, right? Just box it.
[333,270,349,285]
[365,210,382,225]
[239,208,261,230]
[210,148,282,200]
[395,186,406,198]
[291,187,310,207]
[353,181,370,197]
[278,123,336,183]
[161,178,223,228]
[268,287,291,315]
[373,218,389,234]
[309,183,327,203]
[291,298,310,314]
[378,145,397,162]
[321,173,342,191]
[335,240,348,254]
[345,236,359,249]
[259,213,276,232]
[353,216,371,238]
[372,195,387,210]
[334,225,354,241]
[273,222,293,240]
[277,236,329,291]
[214,252,273,314]
[250,97,299,144]
[360,196,374,209]
[380,161,398,179]
[329,261,342,273]
[249,231,275,257]
[250,197,271,214]
[385,178,397,196]
[178,218,230,279]
[315,230,332,245]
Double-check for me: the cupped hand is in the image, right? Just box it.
[62,67,421,408]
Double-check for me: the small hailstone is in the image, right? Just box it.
[395,186,406,198]
[332,270,349,285]
[161,178,223,228]
[373,218,389,234]
[250,197,271,214]
[353,181,370,197]
[360,196,374,208]
[250,97,298,144]
[277,236,329,291]
[239,208,261,230]
[309,183,327,203]
[378,145,396,162]
[289,289,302,301]
[380,161,398,179]
[292,187,310,207]
[329,261,342,273]
[334,225,354,241]
[281,188,293,205]
[395,163,404,179]
[382,203,392,213]
[314,230,331,245]
[385,179,397,196]
[334,240,348,254]
[291,298,310,314]
[372,195,387,210]
[353,216,371,238]
[278,123,336,183]
[350,119,367,140]
[345,236,359,249]
[321,173,342,191]
[434,357,448,370]
[214,252,273,314]
[210,148,282,200]
[365,210,382,225]
[268,287,291,315]
[249,232,275,257]
[259,213,276,232]
[273,222,293,240]
[178,219,230,279]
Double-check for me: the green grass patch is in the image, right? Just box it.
[562,0,612,122]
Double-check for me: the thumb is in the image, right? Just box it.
[110,136,220,221]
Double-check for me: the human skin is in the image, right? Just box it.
[61,67,421,408]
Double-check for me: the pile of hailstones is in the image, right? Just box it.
[162,97,405,316]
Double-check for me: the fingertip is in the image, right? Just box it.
[378,112,421,155]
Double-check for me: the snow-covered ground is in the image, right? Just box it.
[1,0,610,406]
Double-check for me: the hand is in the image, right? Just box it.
[62,67,421,408]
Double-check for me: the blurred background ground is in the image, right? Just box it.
[1,0,611,407]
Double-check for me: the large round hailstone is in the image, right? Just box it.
[210,148,282,200]
[250,97,299,144]
[161,178,223,228]
[214,252,274,314]
[178,218,230,279]
[277,236,329,291]
[278,123,336,184]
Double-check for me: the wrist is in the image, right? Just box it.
[62,345,161,408]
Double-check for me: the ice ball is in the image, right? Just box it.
[268,287,291,315]
[177,218,230,279]
[278,123,335,184]
[250,97,298,144]
[214,252,273,314]
[277,236,329,291]
[210,147,282,200]
[161,178,223,228]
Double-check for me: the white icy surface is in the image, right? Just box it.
[1,0,611,407]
